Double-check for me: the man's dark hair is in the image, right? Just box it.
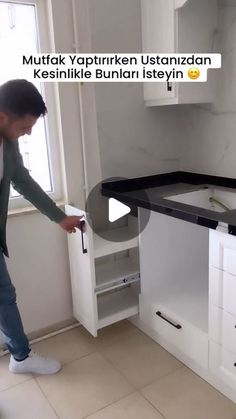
[0,79,47,118]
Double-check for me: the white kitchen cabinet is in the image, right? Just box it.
[65,205,97,336]
[208,229,236,395]
[133,209,236,402]
[65,198,236,401]
[209,304,236,355]
[139,295,209,368]
[137,208,209,366]
[209,267,236,317]
[65,205,140,337]
[141,0,218,106]
[209,229,236,276]
[209,341,236,391]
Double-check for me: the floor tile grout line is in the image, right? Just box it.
[29,321,161,371]
[182,364,236,404]
[90,349,138,395]
[0,325,181,418]
[72,349,137,418]
[31,333,98,367]
[82,390,168,419]
[92,330,142,352]
[37,346,99,371]
[95,347,140,389]
[33,326,181,377]
[96,343,185,392]
[33,350,135,419]
[34,377,60,419]
[82,391,138,419]
[30,344,173,419]
[56,347,97,368]
[0,376,33,394]
[31,322,159,371]
[138,364,185,392]
[137,389,167,419]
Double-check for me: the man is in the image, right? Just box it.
[0,79,83,375]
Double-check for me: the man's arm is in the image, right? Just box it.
[11,141,83,232]
[11,159,66,223]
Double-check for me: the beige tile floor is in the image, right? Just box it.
[0,320,236,419]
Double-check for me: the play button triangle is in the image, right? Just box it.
[109,198,131,222]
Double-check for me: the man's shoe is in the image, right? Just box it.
[9,351,62,375]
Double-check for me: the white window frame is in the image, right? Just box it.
[0,0,64,210]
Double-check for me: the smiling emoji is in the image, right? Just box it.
[188,67,200,80]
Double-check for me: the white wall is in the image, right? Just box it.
[180,1,236,178]
[88,0,236,181]
[6,212,72,334]
[89,0,185,179]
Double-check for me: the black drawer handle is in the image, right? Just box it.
[80,220,87,254]
[167,81,172,92]
[156,311,182,330]
[234,363,236,367]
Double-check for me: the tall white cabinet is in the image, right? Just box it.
[65,205,140,337]
[65,0,141,338]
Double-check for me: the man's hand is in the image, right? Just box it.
[59,216,85,233]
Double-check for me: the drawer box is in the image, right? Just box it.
[209,304,236,354]
[209,266,236,316]
[209,340,236,390]
[139,295,208,368]
[209,230,236,276]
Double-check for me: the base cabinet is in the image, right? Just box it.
[208,229,236,399]
[139,295,208,368]
[137,208,236,403]
[66,203,236,402]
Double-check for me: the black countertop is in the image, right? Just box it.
[101,172,236,235]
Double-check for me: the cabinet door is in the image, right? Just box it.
[65,205,98,337]
[139,295,208,368]
[141,0,218,106]
[209,266,236,316]
[141,0,176,104]
[209,230,236,276]
[210,341,236,393]
[209,304,236,355]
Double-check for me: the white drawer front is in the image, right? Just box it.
[139,296,208,368]
[209,305,236,354]
[209,341,236,390]
[209,266,236,316]
[209,230,236,276]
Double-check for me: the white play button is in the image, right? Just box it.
[85,177,150,241]
[109,198,131,222]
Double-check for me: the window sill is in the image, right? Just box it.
[8,201,68,218]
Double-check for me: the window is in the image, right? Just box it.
[0,0,63,208]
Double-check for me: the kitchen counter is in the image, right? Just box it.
[101,171,236,235]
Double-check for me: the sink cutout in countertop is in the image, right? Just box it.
[165,188,236,213]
